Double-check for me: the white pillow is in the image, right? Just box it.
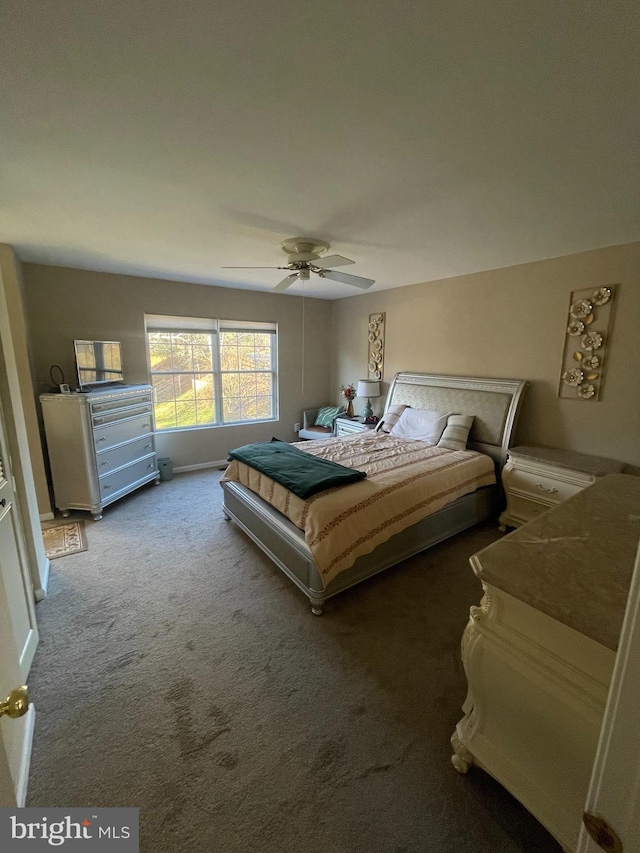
[390,408,452,444]
[375,403,408,433]
[437,414,475,451]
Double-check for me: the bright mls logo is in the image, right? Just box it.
[0,808,139,850]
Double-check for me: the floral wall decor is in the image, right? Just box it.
[367,312,385,382]
[558,285,617,401]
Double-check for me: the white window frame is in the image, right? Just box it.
[145,314,278,432]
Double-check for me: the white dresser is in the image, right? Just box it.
[335,417,376,437]
[452,475,640,851]
[41,385,159,520]
[499,445,623,530]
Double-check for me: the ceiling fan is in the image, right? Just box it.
[222,237,375,292]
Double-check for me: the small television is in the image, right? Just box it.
[74,340,124,389]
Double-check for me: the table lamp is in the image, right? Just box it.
[357,380,381,419]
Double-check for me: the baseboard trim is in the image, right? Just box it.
[34,558,50,603]
[39,511,55,522]
[16,704,36,807]
[173,460,228,473]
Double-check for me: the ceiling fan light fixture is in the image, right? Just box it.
[223,237,375,292]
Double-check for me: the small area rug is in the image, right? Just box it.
[42,519,88,559]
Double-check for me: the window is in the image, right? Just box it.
[146,315,278,431]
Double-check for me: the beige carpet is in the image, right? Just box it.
[41,519,88,559]
[27,470,560,853]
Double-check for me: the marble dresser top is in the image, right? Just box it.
[472,474,640,651]
[508,445,623,477]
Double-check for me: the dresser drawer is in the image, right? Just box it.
[506,494,555,525]
[91,394,152,416]
[96,436,155,474]
[336,419,370,436]
[504,468,589,505]
[92,403,152,428]
[99,455,157,500]
[93,413,154,451]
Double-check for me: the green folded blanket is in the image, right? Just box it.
[228,441,366,499]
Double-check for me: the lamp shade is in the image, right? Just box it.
[357,380,380,399]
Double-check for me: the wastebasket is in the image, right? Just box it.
[157,457,174,482]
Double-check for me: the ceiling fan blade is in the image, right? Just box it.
[313,254,355,269]
[273,273,299,291]
[320,270,375,289]
[221,266,284,269]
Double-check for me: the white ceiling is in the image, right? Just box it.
[1,0,639,299]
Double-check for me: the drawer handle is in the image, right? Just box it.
[101,461,109,466]
[103,484,111,490]
[145,443,152,449]
[97,437,106,442]
[147,464,155,469]
[535,483,558,494]
[0,498,6,508]
[142,423,150,428]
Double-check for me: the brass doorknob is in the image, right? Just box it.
[583,812,623,853]
[0,686,29,719]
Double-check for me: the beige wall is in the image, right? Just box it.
[20,243,640,477]
[331,242,640,469]
[0,244,49,594]
[22,265,333,468]
[0,247,52,515]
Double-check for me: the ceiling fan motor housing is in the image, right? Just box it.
[279,237,329,263]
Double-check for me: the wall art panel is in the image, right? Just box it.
[558,285,617,401]
[367,313,385,381]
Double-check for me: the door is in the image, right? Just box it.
[578,542,640,853]
[0,397,39,807]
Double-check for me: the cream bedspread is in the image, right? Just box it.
[221,432,496,586]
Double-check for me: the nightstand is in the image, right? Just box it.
[335,417,377,437]
[499,446,623,530]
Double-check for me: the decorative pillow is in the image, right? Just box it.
[390,408,452,444]
[437,414,475,451]
[314,405,344,427]
[375,403,408,433]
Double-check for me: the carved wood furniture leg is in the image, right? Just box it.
[450,731,474,774]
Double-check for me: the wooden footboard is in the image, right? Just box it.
[222,480,498,613]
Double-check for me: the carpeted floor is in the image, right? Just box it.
[27,470,561,853]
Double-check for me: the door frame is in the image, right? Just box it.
[578,541,640,852]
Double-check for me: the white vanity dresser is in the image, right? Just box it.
[41,385,159,520]
[451,474,640,851]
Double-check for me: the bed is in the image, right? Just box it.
[221,372,527,613]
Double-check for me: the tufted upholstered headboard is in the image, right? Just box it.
[384,373,527,470]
